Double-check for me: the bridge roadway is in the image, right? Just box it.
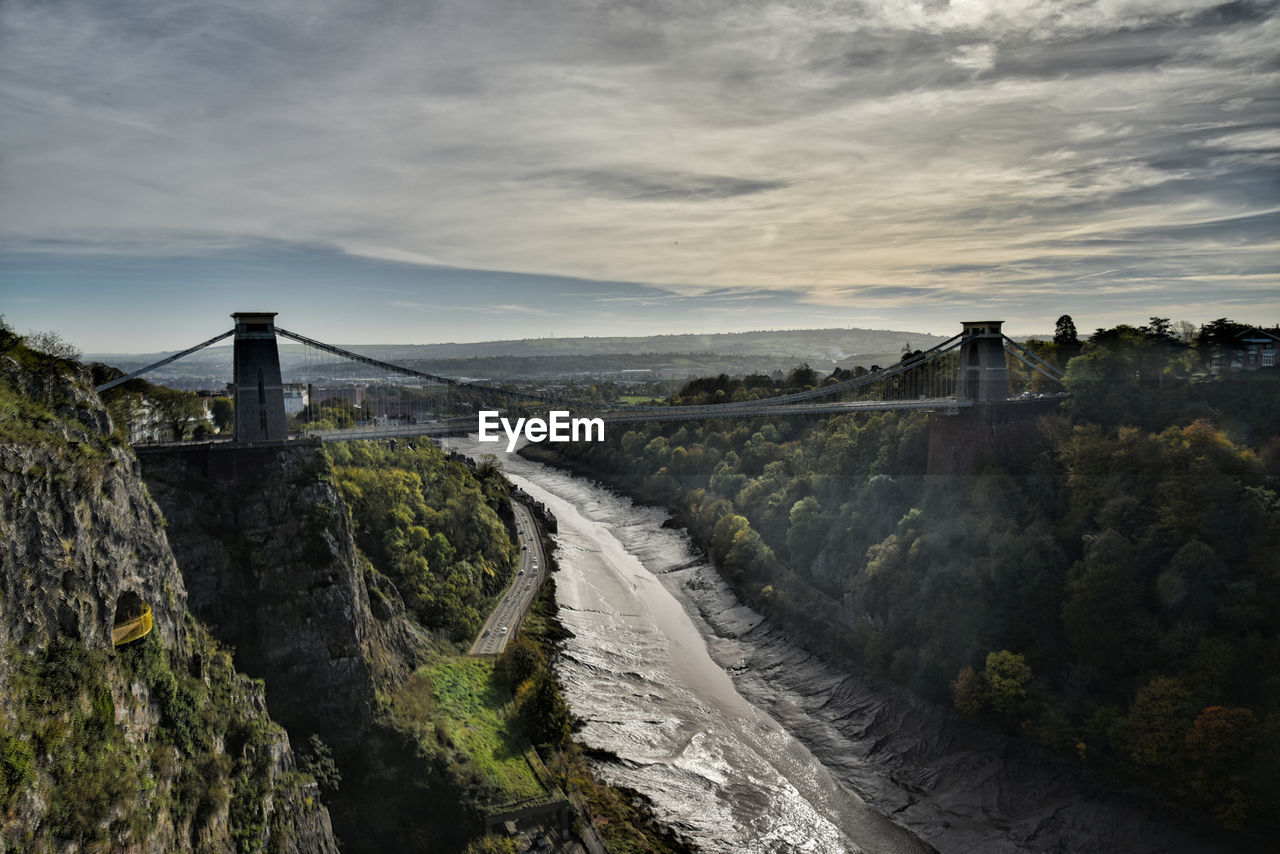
[307,395,975,442]
[469,500,546,656]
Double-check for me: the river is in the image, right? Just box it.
[448,437,1239,854]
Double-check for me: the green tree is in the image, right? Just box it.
[514,673,572,747]
[495,637,547,692]
[299,734,341,795]
[786,363,819,388]
[1196,318,1249,368]
[464,836,520,854]
[1054,314,1081,352]
[984,650,1032,712]
[1125,676,1192,771]
[150,387,206,441]
[211,396,234,432]
[785,496,825,566]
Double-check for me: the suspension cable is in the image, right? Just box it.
[95,329,236,392]
[649,332,965,410]
[274,327,554,404]
[1002,335,1065,381]
[1003,344,1066,385]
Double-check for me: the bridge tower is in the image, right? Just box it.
[232,312,288,443]
[957,320,1008,402]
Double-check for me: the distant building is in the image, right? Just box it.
[1235,327,1279,371]
[282,383,309,415]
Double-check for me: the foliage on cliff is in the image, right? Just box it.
[329,441,519,641]
[532,320,1280,833]
[2,626,323,852]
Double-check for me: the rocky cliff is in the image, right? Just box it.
[139,445,431,749]
[139,442,464,852]
[0,337,339,853]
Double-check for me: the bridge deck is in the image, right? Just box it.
[305,396,985,442]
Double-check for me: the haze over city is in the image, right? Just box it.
[2,0,1277,352]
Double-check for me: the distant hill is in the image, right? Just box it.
[87,327,951,383]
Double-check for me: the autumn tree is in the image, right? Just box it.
[1185,706,1259,828]
[952,666,986,715]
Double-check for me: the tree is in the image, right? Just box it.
[1125,676,1192,771]
[1144,316,1176,343]
[150,387,206,441]
[1062,328,1177,428]
[785,496,825,567]
[984,650,1032,712]
[495,637,546,691]
[210,396,234,432]
[299,734,341,795]
[1054,315,1082,361]
[299,397,358,429]
[514,672,572,747]
[1185,706,1260,828]
[1196,318,1249,370]
[952,666,986,715]
[786,363,819,388]
[1186,706,1258,769]
[464,836,520,854]
[25,329,80,361]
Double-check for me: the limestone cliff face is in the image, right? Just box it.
[140,445,431,751]
[0,345,339,853]
[0,361,183,656]
[139,443,439,853]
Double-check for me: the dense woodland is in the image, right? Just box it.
[533,317,1280,834]
[328,441,518,642]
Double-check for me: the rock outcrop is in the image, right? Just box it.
[0,341,339,853]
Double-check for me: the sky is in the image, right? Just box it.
[1,0,1277,353]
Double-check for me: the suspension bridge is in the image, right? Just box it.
[97,312,1066,447]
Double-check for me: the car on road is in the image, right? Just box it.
[499,626,508,634]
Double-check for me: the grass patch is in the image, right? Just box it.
[397,657,545,804]
[615,395,662,406]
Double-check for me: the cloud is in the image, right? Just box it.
[533,169,788,202]
[950,44,996,72]
[0,0,1276,341]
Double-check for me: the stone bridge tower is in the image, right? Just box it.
[232,312,288,442]
[957,320,1009,402]
[928,319,1058,474]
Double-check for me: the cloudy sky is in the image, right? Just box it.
[1,0,1277,352]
